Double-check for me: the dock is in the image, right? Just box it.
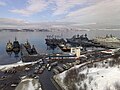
[21,55,45,62]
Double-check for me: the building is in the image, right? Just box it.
[71,47,81,58]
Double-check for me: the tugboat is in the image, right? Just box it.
[13,37,20,54]
[6,40,13,52]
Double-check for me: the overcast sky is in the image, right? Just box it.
[0,0,120,27]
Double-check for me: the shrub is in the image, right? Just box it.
[63,68,86,90]
[114,81,120,90]
[63,68,79,90]
[83,83,87,90]
[105,86,111,90]
[88,76,93,84]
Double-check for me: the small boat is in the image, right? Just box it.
[13,37,20,53]
[6,40,13,52]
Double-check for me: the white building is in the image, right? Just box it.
[71,47,81,58]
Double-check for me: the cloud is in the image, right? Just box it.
[0,18,27,25]
[0,18,32,29]
[52,0,85,15]
[10,0,48,16]
[7,0,120,25]
[63,0,120,24]
[52,0,103,15]
[0,1,6,6]
[10,0,103,16]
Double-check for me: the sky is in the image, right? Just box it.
[0,0,120,28]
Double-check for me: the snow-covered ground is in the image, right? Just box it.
[15,78,42,90]
[53,61,92,90]
[0,59,41,71]
[54,58,120,90]
[77,67,120,90]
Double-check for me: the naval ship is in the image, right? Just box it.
[93,34,120,49]
[66,34,94,47]
[6,40,13,52]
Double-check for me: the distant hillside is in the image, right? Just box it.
[0,22,120,30]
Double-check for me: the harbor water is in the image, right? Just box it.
[0,30,120,65]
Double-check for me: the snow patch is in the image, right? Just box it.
[80,67,120,90]
[54,58,120,90]
[15,78,42,90]
[0,60,40,71]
